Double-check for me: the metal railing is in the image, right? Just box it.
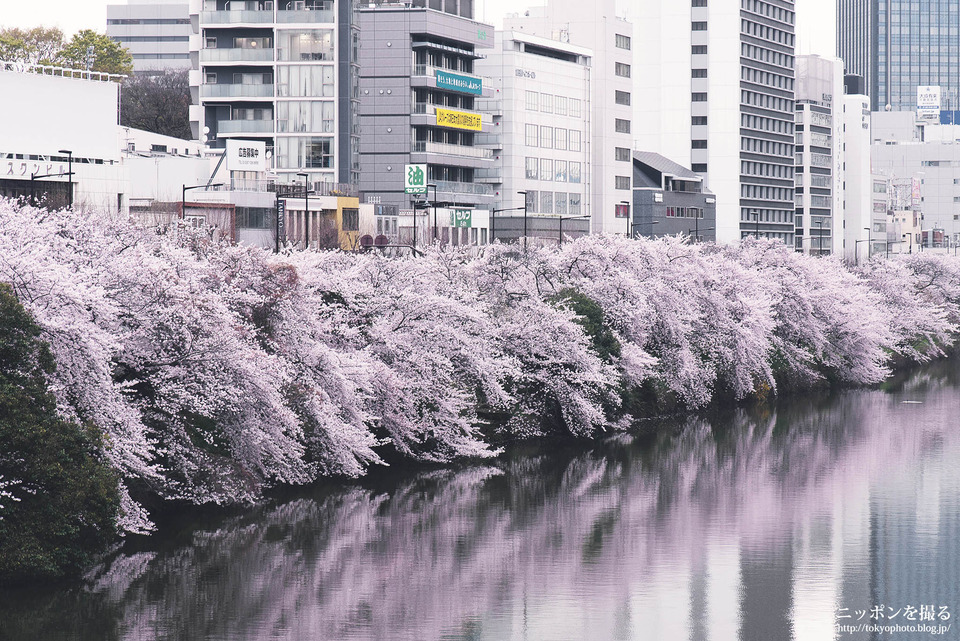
[200,48,275,62]
[412,141,493,159]
[0,59,126,82]
[218,119,274,134]
[201,10,274,23]
[201,83,275,98]
[277,9,335,21]
[433,180,495,197]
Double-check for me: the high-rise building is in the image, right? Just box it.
[188,0,359,188]
[474,30,593,241]
[794,55,844,256]
[107,0,191,75]
[356,0,496,247]
[636,0,797,244]
[502,0,634,236]
[841,92,872,262]
[838,0,960,113]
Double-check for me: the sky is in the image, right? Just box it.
[2,0,838,58]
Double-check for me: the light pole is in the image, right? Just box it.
[864,226,871,262]
[815,219,824,256]
[297,172,310,249]
[632,220,660,239]
[517,190,528,249]
[752,209,760,238]
[57,149,73,208]
[412,198,429,256]
[427,183,438,243]
[30,171,72,208]
[491,205,525,244]
[181,182,223,219]
[559,214,590,246]
[688,225,714,243]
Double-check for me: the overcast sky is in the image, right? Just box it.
[1,0,837,57]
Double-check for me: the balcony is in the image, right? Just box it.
[218,119,274,134]
[200,48,275,63]
[277,9,335,22]
[201,83,275,98]
[412,141,493,160]
[433,180,495,199]
[201,10,274,24]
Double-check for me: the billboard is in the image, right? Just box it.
[436,108,482,131]
[226,139,267,172]
[917,85,941,122]
[404,164,427,194]
[435,70,482,95]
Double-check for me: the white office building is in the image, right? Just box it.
[503,0,634,235]
[636,0,797,244]
[107,0,191,74]
[475,30,592,235]
[842,93,872,262]
[794,55,844,256]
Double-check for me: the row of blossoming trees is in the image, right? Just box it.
[3,199,960,533]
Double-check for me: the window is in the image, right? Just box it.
[525,157,538,179]
[692,163,708,172]
[615,90,631,106]
[615,176,631,190]
[692,116,708,125]
[615,119,631,134]
[692,139,708,149]
[236,207,272,229]
[569,162,581,183]
[569,193,581,214]
[555,128,567,150]
[525,90,538,111]
[615,203,630,218]
[692,0,707,5]
[540,158,553,181]
[555,160,567,182]
[692,69,707,78]
[555,96,567,116]
[525,190,538,213]
[540,126,554,148]
[525,124,538,147]
[541,191,553,213]
[692,45,708,54]
[692,21,708,30]
[569,130,582,151]
[615,147,631,161]
[616,34,632,50]
[555,193,567,214]
[692,92,708,101]
[569,99,582,118]
[540,93,554,113]
[342,208,359,231]
[205,72,217,84]
[615,62,631,78]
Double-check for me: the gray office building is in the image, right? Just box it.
[838,0,960,112]
[356,0,496,233]
[107,0,191,74]
[631,152,716,242]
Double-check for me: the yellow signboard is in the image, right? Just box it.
[436,108,482,131]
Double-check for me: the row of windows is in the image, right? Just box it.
[741,66,794,91]
[524,125,583,151]
[741,43,794,70]
[108,18,189,25]
[742,89,794,113]
[524,158,583,183]
[741,113,793,134]
[741,0,795,25]
[524,190,582,215]
[524,92,583,118]
[741,161,794,179]
[740,208,794,223]
[741,184,793,201]
[741,136,793,157]
[741,19,795,47]
[665,207,704,218]
[112,35,189,42]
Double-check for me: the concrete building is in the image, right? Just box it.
[474,30,592,242]
[502,0,634,236]
[188,0,360,190]
[794,55,844,256]
[107,0,191,74]
[356,0,495,248]
[838,0,960,113]
[636,0,797,244]
[841,92,872,262]
[871,110,960,248]
[631,151,716,242]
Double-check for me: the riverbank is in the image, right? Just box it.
[2,200,960,549]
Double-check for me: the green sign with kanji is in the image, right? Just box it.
[451,209,472,228]
[404,164,427,194]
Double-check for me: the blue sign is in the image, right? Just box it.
[435,70,482,95]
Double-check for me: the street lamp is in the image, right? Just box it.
[181,182,223,219]
[517,190,528,249]
[632,220,660,239]
[491,205,525,245]
[688,225,714,243]
[412,198,429,256]
[57,149,73,208]
[427,183,438,243]
[752,209,760,238]
[297,172,309,250]
[864,226,871,261]
[619,200,631,237]
[30,170,72,208]
[559,214,590,246]
[815,219,825,256]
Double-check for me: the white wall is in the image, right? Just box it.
[843,94,871,261]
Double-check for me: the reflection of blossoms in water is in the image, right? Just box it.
[5,363,960,640]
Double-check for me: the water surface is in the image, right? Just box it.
[3,362,960,640]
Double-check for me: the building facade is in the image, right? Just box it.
[841,92,872,262]
[838,0,960,112]
[474,30,592,239]
[188,0,359,189]
[356,0,495,247]
[632,151,717,242]
[502,0,634,236]
[107,0,192,74]
[636,0,797,244]
[794,55,844,256]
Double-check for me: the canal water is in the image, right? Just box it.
[3,361,960,641]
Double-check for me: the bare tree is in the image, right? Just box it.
[121,70,191,140]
